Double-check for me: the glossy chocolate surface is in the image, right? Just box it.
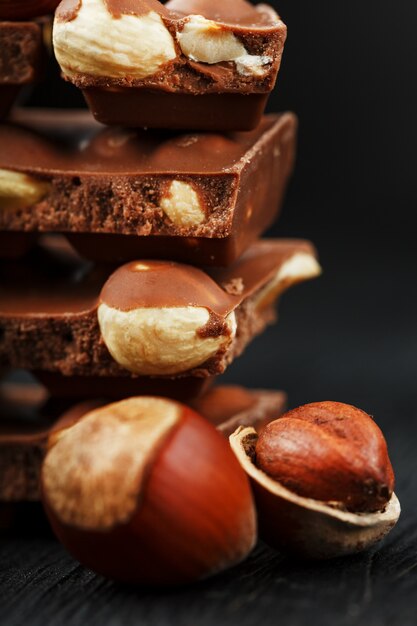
[83,89,269,131]
[64,232,262,267]
[104,0,171,18]
[36,371,212,401]
[101,240,314,316]
[166,0,277,27]
[57,0,278,26]
[0,238,317,378]
[0,111,297,265]
[191,385,287,436]
[0,21,44,119]
[0,113,281,173]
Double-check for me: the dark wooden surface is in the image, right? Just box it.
[1,225,416,626]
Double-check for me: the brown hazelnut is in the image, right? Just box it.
[41,397,256,586]
[230,401,401,560]
[255,401,395,513]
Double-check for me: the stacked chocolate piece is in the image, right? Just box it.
[0,2,62,119]
[0,1,320,503]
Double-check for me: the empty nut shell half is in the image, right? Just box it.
[229,427,401,559]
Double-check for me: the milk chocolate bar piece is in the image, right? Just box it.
[35,371,213,401]
[0,111,297,266]
[86,91,270,133]
[34,375,285,424]
[191,385,287,437]
[53,0,287,130]
[0,381,286,501]
[0,387,105,502]
[0,239,321,379]
[0,21,44,119]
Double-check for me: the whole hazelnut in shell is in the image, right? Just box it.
[255,401,395,513]
[41,397,256,586]
[230,401,400,559]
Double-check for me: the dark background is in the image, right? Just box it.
[2,1,417,625]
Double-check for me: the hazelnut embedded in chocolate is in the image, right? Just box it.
[0,239,321,379]
[97,260,237,376]
[0,113,298,263]
[160,180,205,227]
[51,0,287,130]
[53,0,177,80]
[0,169,50,210]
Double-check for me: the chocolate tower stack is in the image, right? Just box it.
[0,3,320,504]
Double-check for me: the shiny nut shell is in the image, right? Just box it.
[229,427,401,559]
[42,399,257,585]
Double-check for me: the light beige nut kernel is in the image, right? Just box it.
[42,398,180,530]
[98,303,237,376]
[177,15,272,75]
[53,0,177,79]
[254,253,322,310]
[0,169,50,210]
[160,180,205,227]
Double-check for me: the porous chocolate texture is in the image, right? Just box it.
[0,238,319,379]
[0,112,297,265]
[0,21,44,119]
[0,380,286,501]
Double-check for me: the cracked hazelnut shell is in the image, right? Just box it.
[230,403,401,559]
[255,402,395,513]
[41,397,256,586]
